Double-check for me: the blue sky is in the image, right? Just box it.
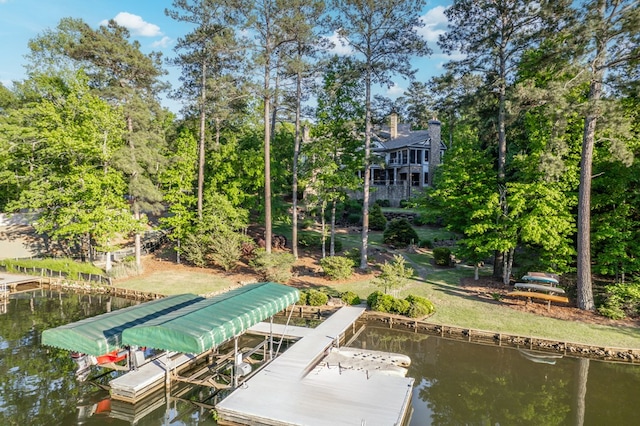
[0,0,454,113]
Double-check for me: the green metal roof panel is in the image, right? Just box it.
[122,282,300,354]
[41,294,204,355]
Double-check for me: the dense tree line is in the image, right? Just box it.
[0,0,638,312]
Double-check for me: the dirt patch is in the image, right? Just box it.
[459,276,640,328]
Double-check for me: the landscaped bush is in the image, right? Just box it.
[319,256,355,280]
[343,248,361,265]
[391,298,411,315]
[301,218,315,229]
[418,239,433,249]
[298,291,308,305]
[383,218,419,247]
[298,232,342,252]
[346,212,362,225]
[210,231,249,272]
[341,291,361,305]
[306,289,329,306]
[399,199,418,208]
[369,203,387,231]
[367,291,435,317]
[375,199,391,207]
[598,282,640,320]
[433,247,452,266]
[405,294,435,318]
[249,249,295,283]
[412,214,428,226]
[367,291,394,313]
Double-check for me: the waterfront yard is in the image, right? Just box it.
[115,239,640,350]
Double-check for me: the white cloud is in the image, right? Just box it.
[417,6,448,43]
[386,82,405,96]
[324,30,354,56]
[151,36,172,48]
[101,12,162,37]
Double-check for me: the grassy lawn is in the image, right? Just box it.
[115,270,236,296]
[111,218,640,350]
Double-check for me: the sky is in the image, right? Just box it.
[0,0,454,114]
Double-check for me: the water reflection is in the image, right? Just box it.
[351,323,640,426]
[0,290,216,425]
[2,291,640,425]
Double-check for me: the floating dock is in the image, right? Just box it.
[216,306,415,426]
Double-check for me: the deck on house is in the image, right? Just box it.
[216,305,415,426]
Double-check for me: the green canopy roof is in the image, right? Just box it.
[41,294,204,355]
[122,282,299,354]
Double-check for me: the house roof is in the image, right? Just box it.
[381,130,432,150]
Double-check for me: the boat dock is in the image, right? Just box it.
[109,352,200,403]
[216,306,415,426]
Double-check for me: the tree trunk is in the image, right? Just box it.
[577,1,607,310]
[291,68,302,259]
[321,202,326,259]
[263,61,272,253]
[197,62,207,221]
[330,200,337,257]
[360,67,372,270]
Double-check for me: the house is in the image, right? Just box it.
[356,114,446,206]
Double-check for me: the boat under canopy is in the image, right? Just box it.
[42,294,204,356]
[122,282,300,354]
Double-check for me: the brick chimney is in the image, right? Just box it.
[390,113,398,139]
[427,118,442,186]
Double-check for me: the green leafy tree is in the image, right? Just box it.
[166,0,246,220]
[373,254,414,297]
[159,128,198,263]
[2,72,139,259]
[330,0,430,269]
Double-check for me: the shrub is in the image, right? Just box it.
[298,291,308,305]
[298,232,321,248]
[369,203,387,231]
[306,289,329,306]
[412,214,428,226]
[210,231,249,272]
[391,298,411,315]
[399,199,418,208]
[182,234,208,267]
[367,291,394,313]
[418,239,433,249]
[301,218,315,229]
[249,249,295,283]
[375,199,391,207]
[320,256,355,280]
[405,294,435,318]
[341,291,361,305]
[598,282,640,319]
[433,247,452,266]
[342,248,359,263]
[346,212,362,225]
[383,218,419,247]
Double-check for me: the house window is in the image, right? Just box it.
[424,150,429,162]
[410,149,417,164]
[389,152,397,164]
[401,150,408,164]
[424,172,429,185]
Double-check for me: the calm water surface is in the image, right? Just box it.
[1,290,639,425]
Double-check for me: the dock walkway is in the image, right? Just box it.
[217,306,415,426]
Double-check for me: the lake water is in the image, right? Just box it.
[1,290,639,425]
